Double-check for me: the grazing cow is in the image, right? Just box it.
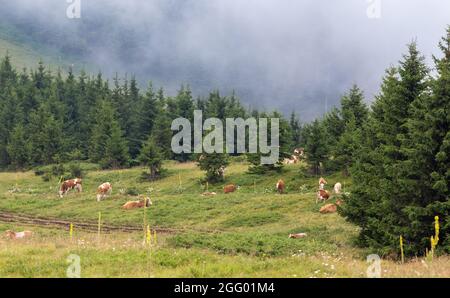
[122,198,152,210]
[289,233,307,239]
[318,177,327,190]
[319,203,338,214]
[334,182,342,194]
[59,178,82,198]
[97,182,112,202]
[224,184,239,194]
[5,230,33,240]
[316,189,331,204]
[276,179,285,194]
[218,166,226,179]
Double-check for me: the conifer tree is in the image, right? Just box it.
[138,135,164,179]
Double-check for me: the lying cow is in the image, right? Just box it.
[319,199,344,214]
[276,179,285,194]
[319,204,337,214]
[334,182,342,194]
[283,155,299,165]
[224,184,239,194]
[289,233,307,239]
[97,182,112,202]
[122,197,152,210]
[59,178,82,198]
[316,189,331,204]
[5,230,33,240]
[201,191,217,197]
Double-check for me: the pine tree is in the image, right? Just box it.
[289,111,302,148]
[138,135,164,179]
[102,121,130,169]
[341,42,431,256]
[303,119,328,175]
[198,152,230,183]
[395,28,450,253]
[7,124,30,169]
[340,85,369,127]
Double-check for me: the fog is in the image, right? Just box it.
[1,0,449,120]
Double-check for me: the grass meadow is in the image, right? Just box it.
[0,160,448,277]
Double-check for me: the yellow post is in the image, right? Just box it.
[146,225,151,245]
[69,223,73,241]
[206,182,209,192]
[399,235,404,264]
[97,212,102,243]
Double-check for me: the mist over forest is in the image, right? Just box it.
[1,0,449,120]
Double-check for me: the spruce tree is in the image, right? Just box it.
[138,135,164,179]
[341,42,431,256]
[7,124,30,169]
[303,119,328,175]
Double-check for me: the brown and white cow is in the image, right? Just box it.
[289,233,307,239]
[320,199,344,214]
[122,197,152,210]
[294,147,305,157]
[59,178,82,198]
[224,184,239,194]
[316,189,331,204]
[276,179,285,194]
[319,203,337,214]
[5,230,33,240]
[96,182,112,202]
[201,191,217,197]
[318,177,327,190]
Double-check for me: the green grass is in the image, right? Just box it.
[0,160,448,277]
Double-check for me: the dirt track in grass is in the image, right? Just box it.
[0,210,216,234]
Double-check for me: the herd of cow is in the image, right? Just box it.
[58,178,152,210]
[4,165,343,240]
[205,176,343,215]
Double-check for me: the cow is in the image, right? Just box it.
[283,155,298,165]
[289,233,307,239]
[202,191,217,197]
[59,178,82,198]
[218,166,226,179]
[5,230,33,240]
[202,191,217,196]
[334,182,342,194]
[122,197,152,210]
[276,179,285,194]
[318,177,327,190]
[294,147,305,157]
[319,203,337,214]
[97,182,112,202]
[224,184,239,194]
[316,189,330,204]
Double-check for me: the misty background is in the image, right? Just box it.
[0,0,449,120]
